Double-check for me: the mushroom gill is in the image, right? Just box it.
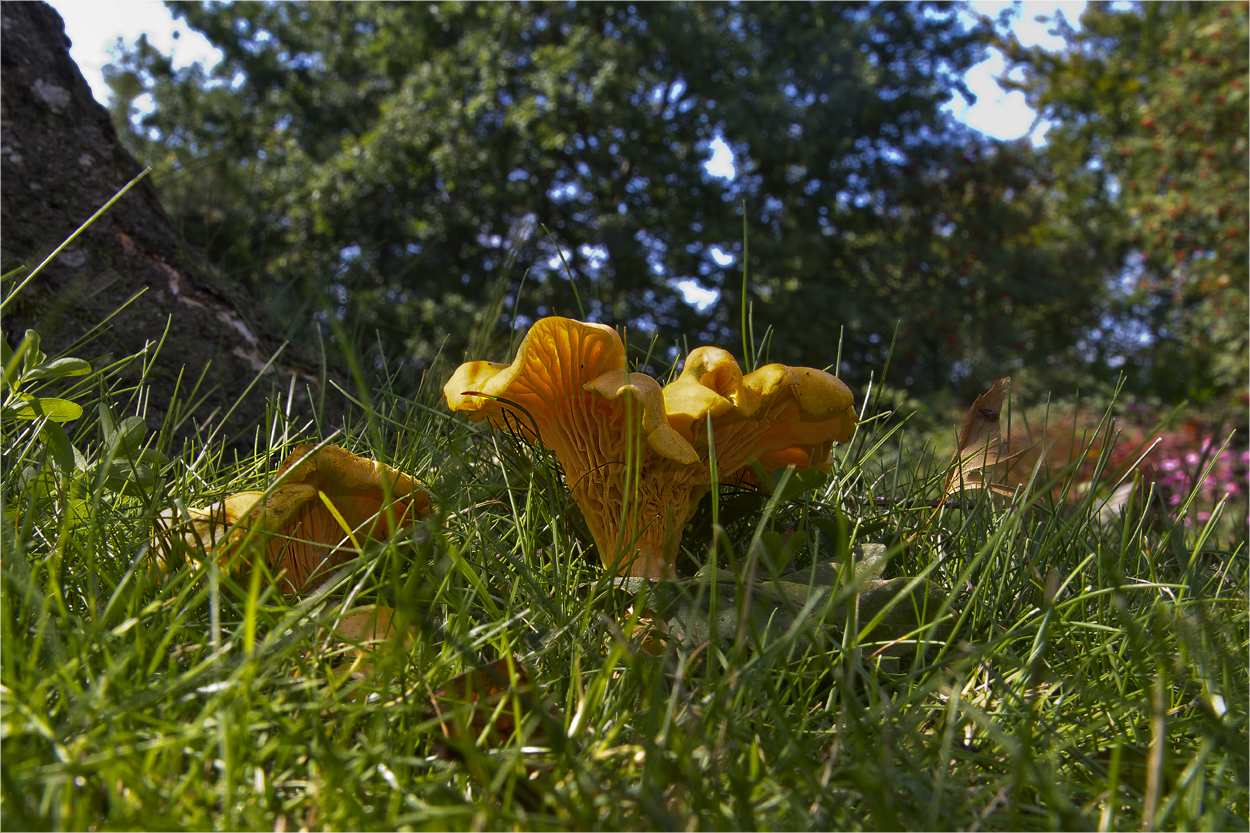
[443,317,856,579]
[156,444,430,593]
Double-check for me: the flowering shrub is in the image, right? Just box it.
[1007,412,1248,527]
[1143,420,1247,522]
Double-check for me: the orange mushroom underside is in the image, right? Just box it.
[444,317,856,579]
[157,445,430,593]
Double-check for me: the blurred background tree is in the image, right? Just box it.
[102,0,1245,403]
[1004,0,1248,402]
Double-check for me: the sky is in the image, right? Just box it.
[52,0,1088,171]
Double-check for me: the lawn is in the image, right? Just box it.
[2,261,1247,831]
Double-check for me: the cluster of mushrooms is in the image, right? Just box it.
[157,316,857,593]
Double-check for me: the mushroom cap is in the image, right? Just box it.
[443,317,857,578]
[156,445,430,592]
[663,346,856,476]
[444,320,697,463]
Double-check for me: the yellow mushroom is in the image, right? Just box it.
[443,317,856,579]
[156,444,430,593]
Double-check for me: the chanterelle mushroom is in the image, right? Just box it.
[157,444,430,593]
[443,317,856,579]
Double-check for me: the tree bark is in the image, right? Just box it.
[1,2,340,448]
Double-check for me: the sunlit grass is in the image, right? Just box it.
[2,265,1246,831]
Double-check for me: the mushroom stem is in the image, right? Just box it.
[578,465,708,579]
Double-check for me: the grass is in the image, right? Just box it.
[2,259,1247,831]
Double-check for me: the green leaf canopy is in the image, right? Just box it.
[107,2,1138,395]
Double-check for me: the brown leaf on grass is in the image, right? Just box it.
[909,378,1015,539]
[945,377,1010,494]
[426,658,556,757]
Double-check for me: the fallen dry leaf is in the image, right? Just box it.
[908,378,1021,538]
[426,657,556,756]
[945,376,1010,495]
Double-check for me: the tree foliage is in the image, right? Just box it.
[1004,0,1248,400]
[105,1,1237,401]
[106,1,1056,393]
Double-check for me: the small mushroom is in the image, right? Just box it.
[444,317,856,579]
[157,444,430,593]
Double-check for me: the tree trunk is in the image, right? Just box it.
[1,2,341,448]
